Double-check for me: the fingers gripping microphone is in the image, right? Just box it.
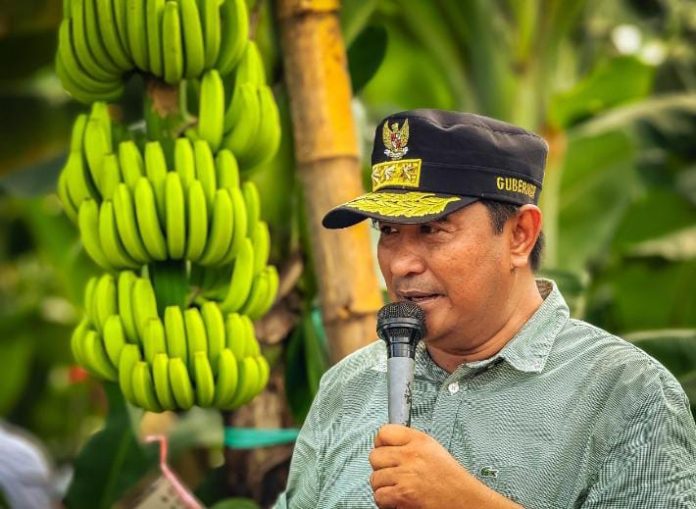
[377,301,426,427]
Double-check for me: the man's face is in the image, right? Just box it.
[376,202,513,353]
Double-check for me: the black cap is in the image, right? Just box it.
[322,110,548,229]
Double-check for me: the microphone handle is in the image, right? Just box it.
[387,356,415,426]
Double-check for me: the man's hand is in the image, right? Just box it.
[369,424,523,509]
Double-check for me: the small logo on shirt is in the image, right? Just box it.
[479,466,499,479]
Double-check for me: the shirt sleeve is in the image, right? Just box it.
[272,383,327,509]
[581,376,696,508]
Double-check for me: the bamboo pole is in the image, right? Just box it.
[277,0,383,364]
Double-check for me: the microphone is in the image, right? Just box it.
[377,301,426,426]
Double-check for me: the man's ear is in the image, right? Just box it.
[509,205,542,269]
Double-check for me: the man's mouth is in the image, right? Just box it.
[399,291,443,305]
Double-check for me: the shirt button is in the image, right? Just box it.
[448,382,460,395]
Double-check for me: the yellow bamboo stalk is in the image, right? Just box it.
[277,0,383,363]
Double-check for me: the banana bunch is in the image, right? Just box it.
[71,271,270,411]
[192,51,281,171]
[74,148,271,270]
[57,0,250,103]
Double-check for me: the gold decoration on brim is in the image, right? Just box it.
[344,192,460,218]
[371,159,422,191]
[382,119,410,160]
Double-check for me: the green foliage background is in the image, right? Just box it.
[0,0,695,506]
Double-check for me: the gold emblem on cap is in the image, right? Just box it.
[371,159,422,191]
[383,119,410,160]
[344,192,459,218]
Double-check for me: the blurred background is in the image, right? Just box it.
[0,0,695,507]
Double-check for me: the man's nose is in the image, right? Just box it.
[387,242,426,278]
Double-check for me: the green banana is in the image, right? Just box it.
[113,183,151,264]
[216,0,248,75]
[184,307,208,370]
[143,317,167,364]
[223,355,260,409]
[174,137,196,190]
[239,85,281,169]
[253,354,270,396]
[146,0,165,75]
[57,170,78,223]
[144,141,168,224]
[103,314,127,366]
[193,139,217,209]
[235,40,265,86]
[99,153,122,200]
[224,312,245,360]
[83,0,121,74]
[242,180,260,235]
[197,69,224,150]
[78,199,114,271]
[215,149,240,190]
[214,348,239,406]
[134,177,168,261]
[193,351,215,406]
[162,1,184,84]
[164,305,188,366]
[200,0,221,68]
[70,318,91,368]
[83,117,112,195]
[179,0,206,78]
[117,270,139,342]
[199,189,234,266]
[95,0,132,70]
[185,180,208,262]
[94,273,118,331]
[219,186,247,264]
[222,83,260,156]
[99,200,139,269]
[251,220,270,275]
[152,353,176,410]
[255,265,279,318]
[89,102,112,146]
[82,329,118,381]
[168,357,195,409]
[63,151,99,211]
[131,276,159,341]
[118,140,145,189]
[83,275,98,326]
[240,270,269,320]
[118,343,142,405]
[70,114,88,153]
[132,361,163,412]
[220,237,254,313]
[164,171,187,259]
[201,301,225,373]
[240,313,260,357]
[126,0,149,70]
[112,0,130,55]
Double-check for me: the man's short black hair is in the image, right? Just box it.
[480,200,544,271]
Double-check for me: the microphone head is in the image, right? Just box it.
[377,301,426,357]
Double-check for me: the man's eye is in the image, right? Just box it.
[419,224,438,234]
[379,225,397,235]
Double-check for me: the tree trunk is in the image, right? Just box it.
[277,0,383,363]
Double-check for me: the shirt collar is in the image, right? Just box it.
[459,279,569,374]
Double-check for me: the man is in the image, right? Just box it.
[274,110,696,508]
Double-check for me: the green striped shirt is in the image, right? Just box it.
[275,280,696,508]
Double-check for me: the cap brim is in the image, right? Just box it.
[322,190,479,229]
